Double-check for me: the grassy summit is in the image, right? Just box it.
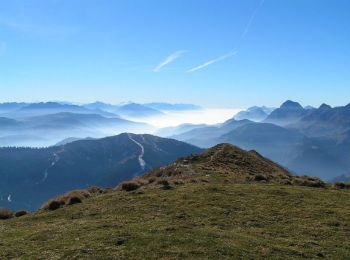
[0,144,349,259]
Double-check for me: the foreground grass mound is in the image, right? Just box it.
[0,144,348,259]
[119,144,326,190]
[0,183,349,259]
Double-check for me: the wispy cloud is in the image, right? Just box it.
[153,50,186,72]
[187,51,237,73]
[186,0,263,73]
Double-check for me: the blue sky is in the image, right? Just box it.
[0,0,349,108]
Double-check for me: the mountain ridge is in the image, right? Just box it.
[0,133,202,211]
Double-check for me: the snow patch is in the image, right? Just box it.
[42,148,64,182]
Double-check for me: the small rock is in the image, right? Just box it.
[115,239,125,246]
[176,212,187,219]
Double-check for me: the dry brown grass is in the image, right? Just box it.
[0,208,14,220]
[122,144,326,190]
[334,182,350,190]
[41,187,109,211]
[14,210,28,218]
[292,176,326,188]
[119,181,141,191]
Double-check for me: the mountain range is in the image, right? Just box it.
[1,99,350,182]
[0,112,152,147]
[0,101,200,147]
[170,100,350,180]
[234,106,275,122]
[83,102,199,119]
[0,133,202,211]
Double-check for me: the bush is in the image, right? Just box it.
[120,181,140,192]
[157,179,172,190]
[67,196,82,205]
[45,200,65,211]
[293,177,326,188]
[42,188,106,211]
[280,179,292,185]
[174,180,184,185]
[157,179,169,186]
[334,182,350,190]
[255,174,268,181]
[0,208,14,220]
[15,210,28,217]
[148,177,156,184]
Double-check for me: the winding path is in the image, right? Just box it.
[42,147,65,182]
[127,133,146,171]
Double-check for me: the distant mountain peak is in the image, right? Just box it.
[233,106,271,122]
[280,100,303,110]
[91,101,111,106]
[318,103,332,110]
[263,101,306,126]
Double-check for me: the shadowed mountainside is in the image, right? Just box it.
[0,134,202,211]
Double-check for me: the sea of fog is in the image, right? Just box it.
[128,108,242,128]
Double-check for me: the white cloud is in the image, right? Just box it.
[153,50,186,72]
[187,51,237,73]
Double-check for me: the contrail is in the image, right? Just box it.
[235,0,265,50]
[153,50,187,72]
[187,0,265,73]
[187,51,237,73]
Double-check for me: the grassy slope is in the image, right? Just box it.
[0,175,349,259]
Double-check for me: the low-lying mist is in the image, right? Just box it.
[0,107,241,148]
[125,108,242,128]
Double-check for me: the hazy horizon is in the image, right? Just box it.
[0,99,347,110]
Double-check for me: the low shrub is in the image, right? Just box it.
[44,199,65,211]
[157,179,169,186]
[148,177,156,184]
[15,210,28,217]
[255,174,268,181]
[293,177,326,188]
[67,196,82,205]
[280,179,292,185]
[42,187,107,211]
[120,181,140,192]
[174,180,184,185]
[157,179,173,190]
[0,208,14,220]
[87,186,105,194]
[334,182,350,190]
